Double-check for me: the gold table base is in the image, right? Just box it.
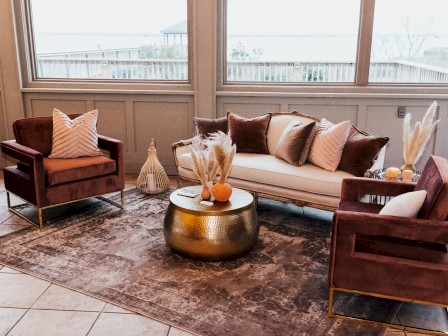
[163,186,259,261]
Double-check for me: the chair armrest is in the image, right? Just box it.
[172,137,195,171]
[97,135,124,181]
[1,140,43,164]
[334,210,448,245]
[340,177,416,202]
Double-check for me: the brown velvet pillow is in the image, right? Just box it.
[275,121,316,166]
[227,112,272,154]
[338,125,389,176]
[194,117,228,136]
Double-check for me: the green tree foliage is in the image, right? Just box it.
[230,42,263,60]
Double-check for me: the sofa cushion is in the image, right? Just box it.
[194,117,228,136]
[267,112,319,155]
[228,112,272,154]
[44,156,116,187]
[308,119,351,172]
[338,125,389,177]
[49,109,102,159]
[178,152,353,197]
[275,121,316,166]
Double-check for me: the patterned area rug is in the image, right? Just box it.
[0,188,413,335]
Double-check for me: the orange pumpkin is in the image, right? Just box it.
[212,181,232,202]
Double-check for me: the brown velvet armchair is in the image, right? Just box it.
[328,155,448,334]
[0,115,125,230]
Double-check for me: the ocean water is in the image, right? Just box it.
[35,33,448,63]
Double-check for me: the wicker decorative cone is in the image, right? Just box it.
[137,138,170,194]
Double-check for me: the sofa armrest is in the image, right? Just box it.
[172,137,195,172]
[98,135,125,184]
[340,177,416,202]
[334,210,448,245]
[0,140,46,202]
[1,140,43,164]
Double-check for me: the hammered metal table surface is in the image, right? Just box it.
[163,185,259,261]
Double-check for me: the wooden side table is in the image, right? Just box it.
[163,186,259,261]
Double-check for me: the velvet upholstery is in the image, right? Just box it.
[1,116,124,209]
[194,117,228,136]
[330,155,448,307]
[227,112,272,154]
[415,155,448,220]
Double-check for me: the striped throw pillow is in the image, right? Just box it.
[49,109,102,159]
[308,119,350,172]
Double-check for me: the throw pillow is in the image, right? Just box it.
[194,117,228,136]
[338,126,389,176]
[379,190,427,218]
[307,119,351,172]
[275,121,316,166]
[49,109,102,159]
[227,112,272,154]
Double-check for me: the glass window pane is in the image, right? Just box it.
[370,0,448,83]
[30,0,188,80]
[226,0,361,83]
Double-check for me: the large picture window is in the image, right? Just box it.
[369,0,448,83]
[226,0,361,83]
[29,0,188,81]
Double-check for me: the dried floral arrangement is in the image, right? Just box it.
[402,101,440,170]
[206,131,236,182]
[189,132,236,201]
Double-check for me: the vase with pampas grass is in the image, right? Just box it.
[190,137,219,200]
[207,131,237,202]
[402,101,440,171]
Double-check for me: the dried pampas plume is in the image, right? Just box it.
[207,131,236,182]
[189,136,219,187]
[403,101,440,167]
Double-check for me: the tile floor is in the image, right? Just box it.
[0,173,431,336]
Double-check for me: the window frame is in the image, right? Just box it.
[218,0,448,94]
[15,0,194,91]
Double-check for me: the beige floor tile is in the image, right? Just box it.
[8,309,99,336]
[0,266,22,274]
[2,216,30,226]
[88,313,169,336]
[168,327,197,336]
[0,192,22,207]
[103,303,135,314]
[0,308,27,336]
[0,207,13,223]
[0,273,50,308]
[0,224,30,236]
[32,284,106,312]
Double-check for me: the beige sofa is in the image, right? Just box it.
[172,112,386,211]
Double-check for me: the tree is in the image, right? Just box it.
[138,44,185,59]
[230,42,263,60]
[374,15,434,62]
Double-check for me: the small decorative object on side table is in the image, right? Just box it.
[368,168,421,205]
[137,138,170,194]
[163,185,258,261]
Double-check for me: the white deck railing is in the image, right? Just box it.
[36,57,448,83]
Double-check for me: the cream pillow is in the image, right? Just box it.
[307,119,350,172]
[379,190,427,218]
[49,109,102,159]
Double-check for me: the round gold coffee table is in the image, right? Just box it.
[163,185,259,261]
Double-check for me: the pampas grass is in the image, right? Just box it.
[190,136,219,187]
[403,101,440,167]
[207,131,236,182]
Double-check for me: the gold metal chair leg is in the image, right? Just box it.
[328,287,334,317]
[38,208,43,230]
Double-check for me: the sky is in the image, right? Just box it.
[31,0,448,36]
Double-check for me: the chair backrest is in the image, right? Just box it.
[13,114,80,156]
[415,155,448,221]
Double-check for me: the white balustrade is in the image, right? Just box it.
[36,56,448,83]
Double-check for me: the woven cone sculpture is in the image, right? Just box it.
[137,138,170,194]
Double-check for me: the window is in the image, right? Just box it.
[29,0,188,81]
[226,0,361,83]
[369,0,448,83]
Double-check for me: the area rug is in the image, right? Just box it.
[0,188,433,336]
